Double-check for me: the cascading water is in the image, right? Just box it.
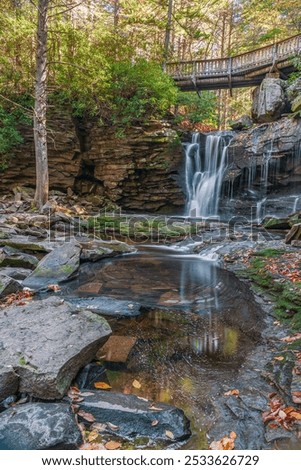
[184,132,233,217]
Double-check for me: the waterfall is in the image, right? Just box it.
[184,132,233,218]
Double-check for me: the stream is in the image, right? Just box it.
[63,245,263,448]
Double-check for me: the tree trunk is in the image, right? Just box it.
[34,0,49,210]
[163,0,173,68]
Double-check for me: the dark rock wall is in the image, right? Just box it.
[0,112,185,214]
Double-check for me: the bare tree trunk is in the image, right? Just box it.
[163,0,173,68]
[34,0,49,209]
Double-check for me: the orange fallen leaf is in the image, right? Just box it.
[289,411,301,420]
[209,432,237,450]
[274,356,284,361]
[77,410,96,423]
[105,441,121,450]
[94,382,112,390]
[132,379,142,389]
[224,389,239,396]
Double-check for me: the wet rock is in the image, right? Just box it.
[0,366,19,402]
[23,241,81,289]
[252,78,288,123]
[79,240,135,261]
[0,297,111,399]
[0,274,22,298]
[97,335,137,363]
[78,390,191,443]
[0,237,51,253]
[0,267,32,281]
[0,247,39,269]
[264,217,290,230]
[264,424,292,443]
[0,403,82,450]
[80,247,113,263]
[75,363,108,389]
[230,115,253,131]
[67,296,142,317]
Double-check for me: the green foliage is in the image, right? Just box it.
[108,60,178,127]
[0,99,31,169]
[175,91,218,126]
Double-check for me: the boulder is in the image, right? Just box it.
[287,77,301,102]
[77,390,191,443]
[0,403,82,450]
[0,274,22,298]
[252,78,288,123]
[230,115,253,131]
[23,241,81,289]
[0,237,51,252]
[0,297,111,399]
[0,366,19,402]
[263,217,290,230]
[0,247,39,270]
[0,267,32,281]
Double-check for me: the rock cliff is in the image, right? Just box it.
[0,112,185,213]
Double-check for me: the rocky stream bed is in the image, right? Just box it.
[0,194,301,450]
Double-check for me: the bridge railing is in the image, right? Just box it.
[166,34,301,80]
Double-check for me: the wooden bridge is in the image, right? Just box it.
[166,34,301,92]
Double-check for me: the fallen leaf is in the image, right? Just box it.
[224,389,239,396]
[274,356,284,361]
[289,411,301,420]
[107,422,119,431]
[281,333,301,343]
[47,284,61,292]
[278,410,287,420]
[151,420,159,427]
[229,431,237,439]
[91,422,107,432]
[148,405,163,411]
[80,443,106,450]
[71,396,85,403]
[88,430,99,442]
[137,396,148,402]
[209,440,223,450]
[77,410,96,423]
[165,430,174,440]
[132,379,142,389]
[105,441,121,450]
[79,392,95,397]
[209,432,236,450]
[292,392,301,404]
[94,382,112,390]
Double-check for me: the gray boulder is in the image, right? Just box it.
[252,77,288,123]
[78,390,191,443]
[230,115,253,131]
[0,247,39,270]
[0,403,82,450]
[287,77,301,102]
[23,241,81,289]
[0,297,111,399]
[0,274,22,298]
[0,366,19,402]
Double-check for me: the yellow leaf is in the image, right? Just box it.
[165,430,174,440]
[105,441,121,450]
[290,411,301,420]
[132,379,141,389]
[94,382,112,390]
[88,430,99,442]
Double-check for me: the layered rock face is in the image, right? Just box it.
[252,77,289,123]
[0,114,185,213]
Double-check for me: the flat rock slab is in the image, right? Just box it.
[67,296,142,317]
[78,390,191,443]
[0,297,111,399]
[97,335,137,363]
[0,237,52,252]
[0,247,39,269]
[23,242,81,289]
[0,274,22,298]
[0,403,82,450]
